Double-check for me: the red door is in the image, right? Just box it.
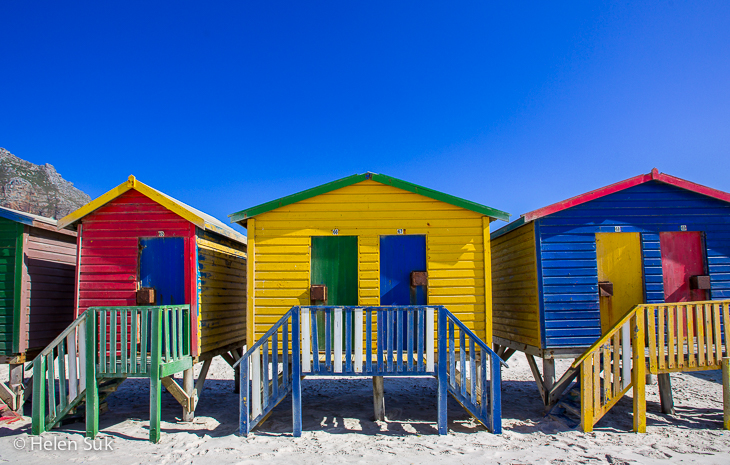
[660,232,707,303]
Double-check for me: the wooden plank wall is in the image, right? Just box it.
[197,228,247,355]
[77,190,192,315]
[0,218,20,355]
[250,179,490,342]
[536,181,730,349]
[23,225,77,352]
[490,221,541,348]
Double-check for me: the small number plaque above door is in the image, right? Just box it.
[397,229,405,235]
[158,231,165,237]
[332,229,339,235]
[614,226,622,232]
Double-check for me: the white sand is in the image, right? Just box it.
[1,355,729,464]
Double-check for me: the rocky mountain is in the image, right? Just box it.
[0,147,91,220]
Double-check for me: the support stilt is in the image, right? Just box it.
[373,376,385,421]
[234,363,240,394]
[723,357,729,430]
[657,373,675,415]
[182,368,194,422]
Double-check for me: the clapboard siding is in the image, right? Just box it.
[77,190,192,314]
[251,179,489,341]
[197,228,247,354]
[491,221,540,347]
[536,181,730,349]
[0,219,19,354]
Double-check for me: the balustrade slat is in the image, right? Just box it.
[723,303,730,359]
[366,310,373,373]
[658,306,666,371]
[262,341,269,409]
[387,311,394,372]
[480,347,488,416]
[397,310,403,372]
[426,308,434,372]
[417,308,424,371]
[355,309,363,373]
[79,321,87,388]
[334,309,343,373]
[470,338,476,404]
[449,320,455,388]
[668,306,676,369]
[100,311,107,372]
[325,308,331,371]
[377,310,383,373]
[301,308,311,373]
[460,330,467,397]
[346,309,353,373]
[677,306,685,370]
[407,309,414,372]
[687,305,696,368]
[592,351,600,415]
[67,331,78,400]
[141,310,148,374]
[272,329,279,401]
[178,307,184,358]
[111,311,118,374]
[621,321,630,389]
[311,308,319,372]
[696,305,706,366]
[121,310,128,372]
[58,340,67,410]
[704,303,714,366]
[602,345,610,405]
[713,303,722,364]
[47,352,56,419]
[251,348,262,418]
[283,320,289,387]
[612,332,620,398]
[647,307,657,374]
[131,309,137,374]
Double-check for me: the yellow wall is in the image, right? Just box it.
[491,222,541,348]
[247,180,492,343]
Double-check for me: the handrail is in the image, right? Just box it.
[31,310,90,434]
[234,308,293,368]
[440,306,508,368]
[572,303,642,368]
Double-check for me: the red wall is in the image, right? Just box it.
[76,190,199,353]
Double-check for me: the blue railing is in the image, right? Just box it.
[238,305,505,437]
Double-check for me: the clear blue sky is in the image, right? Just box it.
[2,2,729,232]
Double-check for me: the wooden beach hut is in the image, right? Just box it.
[31,175,247,442]
[230,172,511,435]
[490,168,730,423]
[0,206,77,412]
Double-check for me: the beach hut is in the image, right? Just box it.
[230,172,510,435]
[31,175,247,442]
[0,206,77,412]
[490,168,730,415]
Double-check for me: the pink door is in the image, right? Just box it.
[660,232,707,303]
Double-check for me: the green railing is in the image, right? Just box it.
[31,305,192,443]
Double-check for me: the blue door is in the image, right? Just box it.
[139,237,185,305]
[380,235,427,306]
[380,235,427,348]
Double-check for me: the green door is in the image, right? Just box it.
[0,218,22,355]
[310,236,358,349]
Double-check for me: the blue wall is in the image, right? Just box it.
[535,181,730,349]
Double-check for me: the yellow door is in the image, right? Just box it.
[595,233,644,333]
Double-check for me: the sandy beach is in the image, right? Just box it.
[1,355,728,464]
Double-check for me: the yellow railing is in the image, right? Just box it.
[646,300,730,374]
[572,299,730,433]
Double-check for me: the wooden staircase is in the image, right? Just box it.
[237,305,506,437]
[30,305,193,442]
[567,300,730,432]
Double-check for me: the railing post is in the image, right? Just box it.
[722,357,729,431]
[86,310,98,439]
[31,356,46,434]
[239,353,250,436]
[292,309,302,437]
[490,352,502,434]
[632,311,646,433]
[150,307,162,443]
[437,308,448,435]
[579,360,593,432]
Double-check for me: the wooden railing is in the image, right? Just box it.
[646,300,729,374]
[572,300,730,433]
[238,305,505,437]
[31,310,89,434]
[439,307,505,434]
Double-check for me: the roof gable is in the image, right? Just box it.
[229,172,510,223]
[491,168,730,240]
[0,205,57,227]
[58,175,247,245]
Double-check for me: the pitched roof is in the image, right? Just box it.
[58,175,247,245]
[491,168,730,240]
[229,172,510,223]
[0,205,58,226]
